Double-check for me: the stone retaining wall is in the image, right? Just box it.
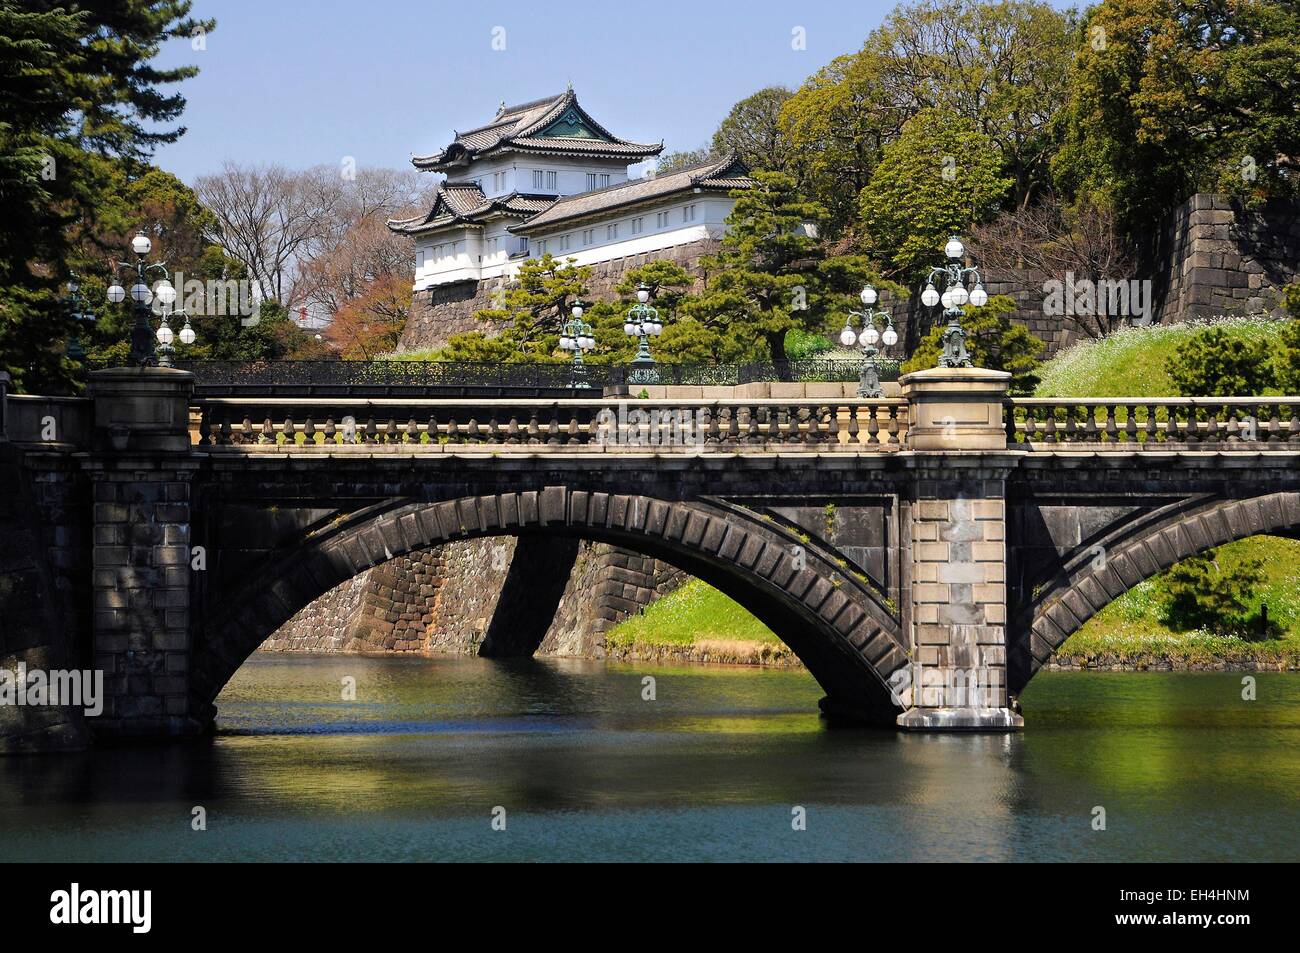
[262,539,686,660]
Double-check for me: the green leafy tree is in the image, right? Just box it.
[0,0,213,393]
[902,295,1045,394]
[1168,326,1276,397]
[681,171,827,364]
[711,86,793,173]
[1274,287,1300,394]
[859,107,1012,281]
[1052,0,1300,253]
[781,0,1074,233]
[1160,548,1269,638]
[437,254,591,363]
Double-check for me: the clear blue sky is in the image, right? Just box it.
[153,0,1076,185]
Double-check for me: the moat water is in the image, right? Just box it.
[1,655,1298,861]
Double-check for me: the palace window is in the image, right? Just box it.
[585,172,611,190]
[416,249,426,269]
[559,234,571,251]
[582,229,594,246]
[631,217,644,235]
[607,223,619,240]
[682,204,697,223]
[655,211,670,228]
[533,170,557,190]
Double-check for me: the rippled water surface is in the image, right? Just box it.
[1,655,1297,861]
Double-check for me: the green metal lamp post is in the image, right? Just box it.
[839,284,899,398]
[105,232,184,367]
[623,283,664,385]
[920,235,989,368]
[559,299,596,389]
[62,276,96,361]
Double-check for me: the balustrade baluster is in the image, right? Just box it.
[1123,404,1137,444]
[1145,404,1158,445]
[866,405,881,445]
[198,409,213,446]
[364,417,378,444]
[887,404,902,445]
[1020,406,1036,445]
[846,406,861,446]
[1082,404,1098,443]
[506,416,521,444]
[1044,405,1058,443]
[746,406,761,445]
[303,417,316,446]
[324,418,336,445]
[547,407,561,446]
[260,417,275,445]
[726,406,740,446]
[526,410,541,445]
[1104,405,1119,444]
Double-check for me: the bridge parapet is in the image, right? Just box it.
[1007,397,1300,449]
[192,396,911,451]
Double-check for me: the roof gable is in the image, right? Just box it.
[412,89,661,171]
[535,105,605,140]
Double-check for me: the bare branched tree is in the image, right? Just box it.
[195,163,434,311]
[972,194,1137,338]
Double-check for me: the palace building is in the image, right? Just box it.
[389,88,754,291]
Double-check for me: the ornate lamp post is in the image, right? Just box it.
[105,232,184,367]
[62,276,96,360]
[623,283,664,385]
[839,284,898,397]
[153,303,196,369]
[920,235,988,368]
[559,299,596,388]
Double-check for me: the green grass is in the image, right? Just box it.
[1059,536,1300,664]
[606,578,779,649]
[1034,317,1291,398]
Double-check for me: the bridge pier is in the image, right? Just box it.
[896,368,1024,730]
[85,368,205,739]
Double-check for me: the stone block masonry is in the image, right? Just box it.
[263,539,686,660]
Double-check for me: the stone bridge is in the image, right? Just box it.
[2,367,1299,751]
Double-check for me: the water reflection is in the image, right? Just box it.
[0,656,1296,861]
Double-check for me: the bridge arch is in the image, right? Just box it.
[190,487,909,727]
[1013,491,1300,690]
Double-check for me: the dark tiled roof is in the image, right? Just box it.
[411,89,662,171]
[387,183,557,235]
[511,153,753,233]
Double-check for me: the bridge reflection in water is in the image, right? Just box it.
[1,659,1297,861]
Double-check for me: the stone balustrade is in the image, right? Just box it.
[194,397,911,451]
[1006,398,1300,449]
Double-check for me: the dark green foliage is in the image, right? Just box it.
[1168,326,1276,397]
[1160,548,1272,639]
